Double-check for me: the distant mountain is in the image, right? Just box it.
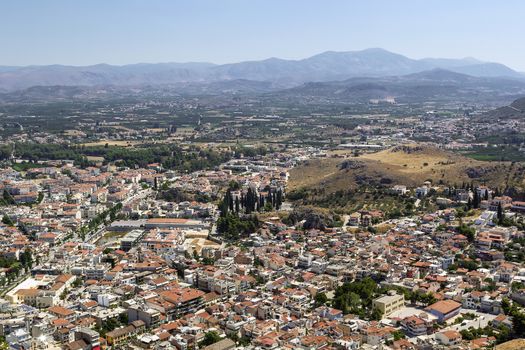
[0,48,522,91]
[2,68,525,105]
[0,62,216,91]
[274,69,525,104]
[403,68,478,82]
[208,49,431,83]
[419,57,482,68]
[448,63,521,78]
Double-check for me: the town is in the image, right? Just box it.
[1,119,525,349]
[2,1,525,348]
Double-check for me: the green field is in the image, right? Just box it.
[463,145,525,162]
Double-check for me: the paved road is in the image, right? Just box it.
[443,311,497,332]
[86,188,153,244]
[0,273,30,297]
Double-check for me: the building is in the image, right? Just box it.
[391,185,408,195]
[436,330,462,346]
[400,315,434,337]
[105,320,145,347]
[372,292,405,317]
[120,230,146,251]
[203,338,236,350]
[144,218,209,230]
[72,327,101,350]
[416,186,429,198]
[425,300,461,322]
[127,305,161,328]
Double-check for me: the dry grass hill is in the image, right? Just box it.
[289,143,525,197]
[495,339,525,350]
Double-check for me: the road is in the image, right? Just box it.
[85,188,153,244]
[443,311,497,332]
[341,214,351,230]
[0,273,30,297]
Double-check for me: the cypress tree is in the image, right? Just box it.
[276,189,283,210]
[228,190,234,212]
[235,197,240,214]
[497,203,503,224]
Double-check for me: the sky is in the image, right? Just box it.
[1,0,524,71]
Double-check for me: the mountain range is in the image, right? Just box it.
[0,48,523,91]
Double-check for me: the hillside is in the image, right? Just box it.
[480,96,525,121]
[495,339,525,350]
[288,144,525,212]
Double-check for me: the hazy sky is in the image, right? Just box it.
[1,0,524,70]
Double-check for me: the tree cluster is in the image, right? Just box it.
[216,213,259,241]
[220,185,283,216]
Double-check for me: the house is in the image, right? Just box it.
[391,185,408,195]
[476,186,491,200]
[203,338,236,350]
[511,201,525,213]
[48,306,77,322]
[492,314,513,329]
[106,320,145,347]
[348,212,361,226]
[416,186,429,198]
[400,315,434,337]
[436,330,462,346]
[488,196,512,211]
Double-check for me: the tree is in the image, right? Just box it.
[235,197,240,214]
[371,307,383,321]
[275,189,283,210]
[473,190,480,209]
[19,249,33,272]
[228,180,240,190]
[1,215,14,226]
[237,336,251,346]
[392,330,406,341]
[458,224,476,242]
[512,309,525,337]
[0,336,8,350]
[228,190,234,212]
[2,190,15,205]
[314,292,328,307]
[72,277,83,288]
[497,203,504,224]
[202,257,215,265]
[245,188,256,214]
[60,288,69,300]
[332,277,380,318]
[199,331,221,347]
[118,312,128,325]
[216,213,259,240]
